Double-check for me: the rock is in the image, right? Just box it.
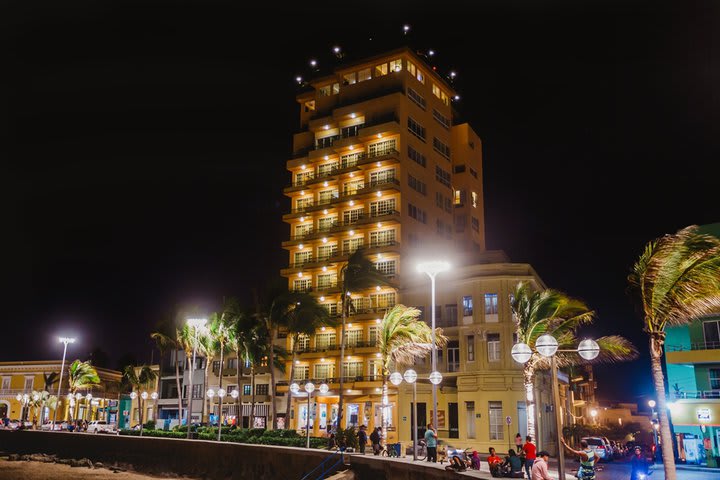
[70,458,93,468]
[19,454,31,461]
[57,458,72,465]
[7,454,20,461]
[94,462,104,468]
[29,453,56,463]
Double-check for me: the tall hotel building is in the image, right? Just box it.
[279,47,538,449]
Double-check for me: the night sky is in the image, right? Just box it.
[4,1,719,405]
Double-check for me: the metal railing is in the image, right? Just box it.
[300,448,345,480]
[666,341,720,352]
[673,390,720,399]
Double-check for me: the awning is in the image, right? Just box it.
[241,404,269,417]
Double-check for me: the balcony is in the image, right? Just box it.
[673,390,720,399]
[666,341,720,364]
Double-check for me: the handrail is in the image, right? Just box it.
[299,448,344,480]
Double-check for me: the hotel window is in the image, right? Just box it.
[343,208,364,224]
[296,334,310,352]
[293,366,309,380]
[472,217,480,233]
[407,61,416,76]
[342,362,364,379]
[489,401,504,440]
[316,332,337,350]
[2,377,10,390]
[226,384,237,395]
[416,69,425,84]
[346,329,363,347]
[709,368,720,390]
[472,191,478,208]
[295,171,313,185]
[407,203,427,224]
[446,304,458,326]
[342,237,364,255]
[343,180,364,196]
[322,303,338,316]
[485,294,498,315]
[318,189,338,204]
[304,100,315,112]
[318,216,337,231]
[341,151,362,168]
[433,109,451,129]
[317,244,338,260]
[369,168,396,185]
[408,117,426,141]
[294,250,311,266]
[454,189,466,206]
[408,145,426,167]
[408,174,427,195]
[447,341,460,372]
[455,215,466,232]
[317,162,339,176]
[358,68,371,82]
[703,320,720,347]
[368,326,380,346]
[293,278,311,292]
[375,260,397,276]
[390,58,402,72]
[228,358,237,370]
[436,192,444,209]
[368,139,397,157]
[433,137,451,159]
[295,197,312,211]
[432,84,441,98]
[370,229,396,247]
[407,87,426,109]
[24,377,34,390]
[440,91,450,106]
[487,333,501,362]
[317,273,337,289]
[256,384,269,396]
[192,384,203,399]
[294,223,312,238]
[370,198,396,216]
[368,359,382,380]
[332,83,340,94]
[374,63,388,77]
[243,384,252,395]
[463,296,473,316]
[435,165,451,188]
[213,360,220,371]
[467,335,475,361]
[445,197,452,213]
[454,165,466,174]
[343,72,357,85]
[314,364,335,380]
[319,85,331,96]
[371,292,396,308]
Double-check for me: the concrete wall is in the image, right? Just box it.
[0,430,482,480]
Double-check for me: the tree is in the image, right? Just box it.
[42,372,59,391]
[29,390,58,427]
[197,331,216,423]
[150,324,183,424]
[337,248,390,428]
[628,225,720,480]
[67,360,100,420]
[510,282,637,439]
[226,298,252,413]
[282,292,332,428]
[177,323,204,429]
[208,309,235,426]
[378,304,446,442]
[123,365,158,436]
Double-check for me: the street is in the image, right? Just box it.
[563,458,717,480]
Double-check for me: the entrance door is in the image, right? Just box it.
[0,403,7,419]
[466,402,476,439]
[411,402,427,440]
[517,401,527,439]
[448,403,459,439]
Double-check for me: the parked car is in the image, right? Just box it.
[581,436,611,461]
[8,419,33,430]
[40,421,68,431]
[87,420,116,434]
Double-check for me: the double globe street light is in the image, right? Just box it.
[512,334,600,480]
[290,381,329,448]
[130,390,158,437]
[390,369,440,461]
[206,387,227,441]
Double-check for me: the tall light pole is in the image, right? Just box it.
[186,318,207,439]
[291,382,328,448]
[417,260,450,430]
[53,337,76,430]
[390,370,419,460]
[648,399,659,461]
[512,335,600,480]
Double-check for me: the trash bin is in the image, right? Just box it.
[391,442,401,457]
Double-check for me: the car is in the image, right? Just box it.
[40,421,68,431]
[7,419,33,430]
[581,436,611,462]
[87,420,116,434]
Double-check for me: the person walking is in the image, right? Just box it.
[424,422,438,463]
[370,427,381,455]
[358,425,368,454]
[522,435,537,480]
[530,451,554,480]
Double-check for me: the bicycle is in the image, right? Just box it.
[380,442,402,458]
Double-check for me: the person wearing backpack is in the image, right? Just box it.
[370,427,381,455]
[358,425,368,454]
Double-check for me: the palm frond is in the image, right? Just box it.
[379,305,447,371]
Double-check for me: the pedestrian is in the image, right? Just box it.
[561,438,595,479]
[327,432,336,450]
[470,450,481,470]
[515,432,526,467]
[358,425,368,454]
[522,435,537,480]
[488,447,503,476]
[424,422,438,463]
[530,451,553,480]
[370,427,381,455]
[504,449,525,478]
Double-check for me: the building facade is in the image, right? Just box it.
[0,360,122,426]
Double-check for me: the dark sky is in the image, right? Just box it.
[3,0,719,405]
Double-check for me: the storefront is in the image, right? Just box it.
[669,400,720,467]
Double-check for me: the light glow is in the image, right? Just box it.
[389,372,403,386]
[417,261,451,276]
[511,343,533,363]
[648,400,656,408]
[429,371,443,385]
[298,244,304,249]
[349,230,354,235]
[536,334,559,357]
[577,339,600,360]
[59,337,76,344]
[403,369,417,384]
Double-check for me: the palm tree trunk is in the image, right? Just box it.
[203,359,210,423]
[650,334,676,480]
[155,347,164,422]
[250,365,256,428]
[236,347,241,410]
[523,366,537,440]
[218,342,224,427]
[381,371,389,444]
[284,336,298,429]
[268,329,277,429]
[338,293,347,429]
[175,350,183,423]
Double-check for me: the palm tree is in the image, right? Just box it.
[510,282,637,439]
[208,309,234,428]
[282,292,332,428]
[177,323,203,429]
[123,365,158,436]
[197,330,216,423]
[150,328,182,423]
[628,225,720,480]
[68,360,100,420]
[42,372,59,392]
[337,248,391,428]
[226,299,253,415]
[29,390,58,427]
[378,304,446,442]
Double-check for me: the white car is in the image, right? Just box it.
[581,436,611,461]
[40,421,68,431]
[87,420,116,433]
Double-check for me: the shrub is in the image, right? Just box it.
[335,426,358,449]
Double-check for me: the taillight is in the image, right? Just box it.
[598,445,605,449]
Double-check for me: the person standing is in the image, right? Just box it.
[424,422,438,463]
[358,425,368,454]
[530,451,553,480]
[522,435,537,480]
[561,438,595,479]
[370,426,381,455]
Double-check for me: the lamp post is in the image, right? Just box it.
[590,408,598,425]
[53,336,76,430]
[390,370,419,460]
[206,388,227,441]
[186,318,207,439]
[290,382,328,448]
[512,335,599,480]
[417,260,450,430]
[85,393,93,422]
[16,393,29,423]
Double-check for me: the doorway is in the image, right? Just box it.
[411,402,427,439]
[448,403,459,439]
[466,401,476,439]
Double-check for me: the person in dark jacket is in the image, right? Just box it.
[370,427,382,455]
[630,446,650,480]
[358,425,368,454]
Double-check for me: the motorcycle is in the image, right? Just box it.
[574,466,596,480]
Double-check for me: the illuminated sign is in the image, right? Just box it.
[696,408,711,422]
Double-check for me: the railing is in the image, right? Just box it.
[300,448,345,480]
[673,390,720,399]
[316,282,339,291]
[666,341,720,352]
[291,376,382,385]
[296,340,377,354]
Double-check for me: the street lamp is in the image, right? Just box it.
[53,336,76,430]
[417,260,450,429]
[590,408,598,424]
[16,393,30,423]
[207,388,227,441]
[512,336,600,480]
[290,382,328,448]
[186,318,207,439]
[390,369,419,460]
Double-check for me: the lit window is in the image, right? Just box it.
[463,295,473,316]
[374,63,387,77]
[407,61,416,76]
[433,84,441,98]
[416,69,425,84]
[390,59,402,72]
[343,72,357,85]
[358,68,371,82]
[472,191,478,208]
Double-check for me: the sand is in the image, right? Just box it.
[0,458,197,480]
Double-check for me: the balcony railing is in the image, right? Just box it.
[285,375,382,386]
[666,341,720,352]
[673,390,720,399]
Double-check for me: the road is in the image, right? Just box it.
[563,458,717,480]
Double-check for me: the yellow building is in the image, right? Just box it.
[278,47,570,455]
[0,360,122,426]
